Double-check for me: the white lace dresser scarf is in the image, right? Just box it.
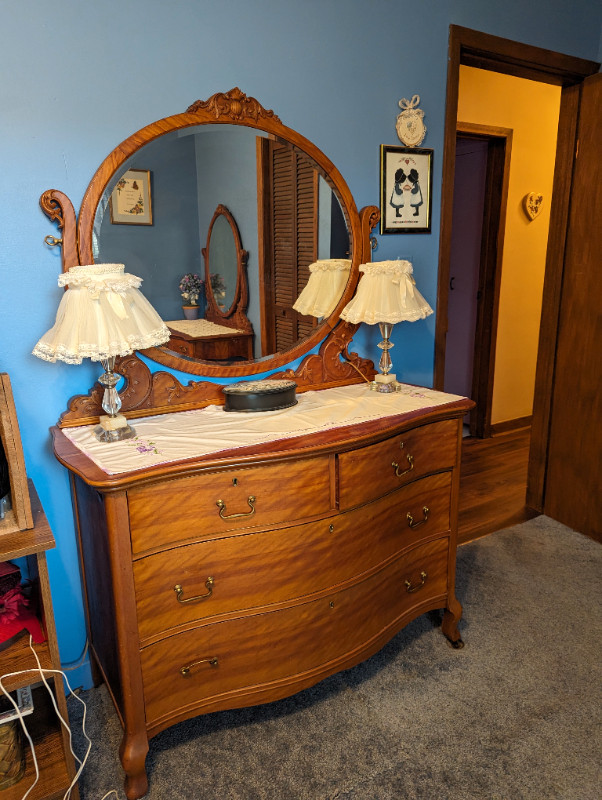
[63,383,464,475]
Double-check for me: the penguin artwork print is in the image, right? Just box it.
[380,145,432,233]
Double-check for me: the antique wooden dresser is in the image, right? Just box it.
[40,87,472,798]
[52,381,471,799]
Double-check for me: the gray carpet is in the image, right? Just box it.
[68,516,602,799]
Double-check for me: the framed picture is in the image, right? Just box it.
[109,168,153,225]
[0,373,33,535]
[380,145,433,234]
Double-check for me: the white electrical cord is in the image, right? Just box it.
[0,636,122,799]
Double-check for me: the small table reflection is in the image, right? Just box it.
[166,319,254,361]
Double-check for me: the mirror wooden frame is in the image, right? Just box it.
[202,204,251,333]
[40,89,379,425]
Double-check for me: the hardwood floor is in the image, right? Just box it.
[457,428,539,545]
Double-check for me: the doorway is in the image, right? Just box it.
[434,25,598,514]
[444,125,512,438]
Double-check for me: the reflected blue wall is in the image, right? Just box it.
[195,127,261,345]
[97,133,201,320]
[1,0,599,687]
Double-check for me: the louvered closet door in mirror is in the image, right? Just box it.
[258,139,319,355]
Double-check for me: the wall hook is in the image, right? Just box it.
[44,235,63,247]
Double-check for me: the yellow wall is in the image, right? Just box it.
[457,66,561,425]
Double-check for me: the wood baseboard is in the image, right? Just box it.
[490,415,532,436]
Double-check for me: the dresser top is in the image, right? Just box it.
[52,383,472,490]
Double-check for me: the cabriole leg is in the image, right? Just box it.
[120,731,149,800]
[441,595,464,649]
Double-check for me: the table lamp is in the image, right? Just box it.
[33,263,170,442]
[293,259,352,319]
[340,260,433,392]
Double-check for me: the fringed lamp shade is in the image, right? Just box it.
[339,260,432,324]
[293,259,352,319]
[33,264,170,441]
[33,264,169,364]
[340,260,433,392]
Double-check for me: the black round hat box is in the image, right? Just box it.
[222,379,297,412]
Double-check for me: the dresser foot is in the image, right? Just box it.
[120,733,149,800]
[441,598,464,648]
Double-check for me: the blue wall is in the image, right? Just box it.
[96,132,202,320]
[1,0,600,687]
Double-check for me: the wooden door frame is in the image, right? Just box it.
[434,25,599,510]
[453,124,512,438]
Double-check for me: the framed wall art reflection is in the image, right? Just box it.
[110,168,153,225]
[380,145,433,234]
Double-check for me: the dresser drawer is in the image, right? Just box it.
[128,455,334,553]
[141,536,450,727]
[338,419,458,510]
[133,471,452,641]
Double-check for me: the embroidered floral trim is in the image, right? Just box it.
[128,437,162,456]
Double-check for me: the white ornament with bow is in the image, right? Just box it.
[396,95,426,147]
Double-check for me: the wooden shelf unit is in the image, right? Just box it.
[0,482,78,800]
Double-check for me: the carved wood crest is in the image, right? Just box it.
[187,87,281,123]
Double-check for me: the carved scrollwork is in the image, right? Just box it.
[366,207,381,232]
[39,189,79,270]
[40,190,67,230]
[58,323,376,428]
[186,87,280,124]
[139,371,223,411]
[359,205,380,263]
[59,355,224,427]
[59,354,151,426]
[271,321,375,390]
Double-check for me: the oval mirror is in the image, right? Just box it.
[208,213,237,314]
[76,89,363,377]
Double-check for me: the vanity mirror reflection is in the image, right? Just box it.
[41,88,379,420]
[166,204,255,362]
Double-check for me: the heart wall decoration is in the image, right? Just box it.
[523,192,544,221]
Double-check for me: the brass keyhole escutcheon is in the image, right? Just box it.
[329,524,334,533]
[329,601,335,609]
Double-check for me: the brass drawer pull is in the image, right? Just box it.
[174,577,214,604]
[404,571,427,593]
[180,656,219,677]
[406,506,429,529]
[216,495,256,519]
[392,442,414,477]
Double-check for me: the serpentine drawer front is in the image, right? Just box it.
[133,470,453,642]
[128,455,334,553]
[140,536,450,729]
[53,384,471,800]
[338,419,457,510]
